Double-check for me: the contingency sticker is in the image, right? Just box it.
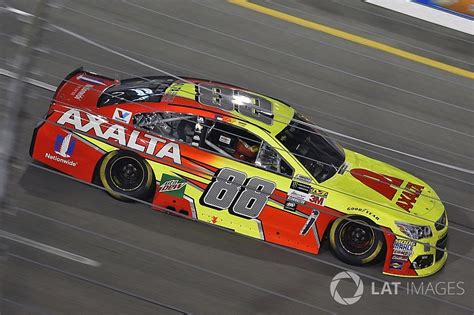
[287,181,312,203]
[392,239,416,257]
[159,174,186,197]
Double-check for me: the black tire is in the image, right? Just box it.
[99,151,154,201]
[329,215,384,266]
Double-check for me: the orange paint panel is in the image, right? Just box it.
[259,205,318,254]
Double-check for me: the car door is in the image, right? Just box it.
[197,119,323,254]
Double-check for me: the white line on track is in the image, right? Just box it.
[2,7,473,175]
[0,68,55,91]
[2,6,33,17]
[0,229,101,267]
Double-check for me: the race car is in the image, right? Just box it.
[30,68,448,277]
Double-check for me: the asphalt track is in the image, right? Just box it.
[0,0,473,314]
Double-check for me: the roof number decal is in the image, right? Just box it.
[197,83,274,125]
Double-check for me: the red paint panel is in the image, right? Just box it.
[31,122,103,183]
[258,205,319,254]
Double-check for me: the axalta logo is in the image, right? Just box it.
[396,182,424,212]
[56,109,181,165]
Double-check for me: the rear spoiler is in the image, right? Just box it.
[52,67,116,101]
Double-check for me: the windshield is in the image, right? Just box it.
[276,112,345,182]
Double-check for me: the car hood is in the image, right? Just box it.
[326,149,442,218]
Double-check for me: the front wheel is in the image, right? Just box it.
[329,216,384,266]
[99,151,154,201]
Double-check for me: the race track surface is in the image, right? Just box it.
[1,0,472,314]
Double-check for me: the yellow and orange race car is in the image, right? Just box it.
[30,68,448,277]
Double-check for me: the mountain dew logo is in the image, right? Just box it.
[159,174,186,197]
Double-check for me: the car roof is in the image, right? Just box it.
[152,79,296,136]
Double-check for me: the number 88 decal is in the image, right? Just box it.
[203,168,276,218]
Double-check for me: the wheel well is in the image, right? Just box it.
[326,214,387,255]
[92,150,156,188]
[92,153,107,186]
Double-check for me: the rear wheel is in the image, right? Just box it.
[329,216,384,266]
[99,151,154,201]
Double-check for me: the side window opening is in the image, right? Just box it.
[203,120,293,177]
[256,142,293,177]
[204,121,261,163]
[133,112,198,144]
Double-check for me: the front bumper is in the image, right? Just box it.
[382,227,448,278]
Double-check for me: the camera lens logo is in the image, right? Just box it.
[330,271,364,305]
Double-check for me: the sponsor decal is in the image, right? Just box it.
[287,181,312,203]
[218,135,231,145]
[211,216,218,224]
[311,188,328,198]
[77,74,105,86]
[350,168,404,201]
[396,182,424,212]
[310,189,328,206]
[393,239,416,257]
[294,174,312,183]
[112,108,132,124]
[346,207,380,221]
[284,200,297,211]
[74,84,93,100]
[71,85,81,96]
[45,152,77,166]
[159,174,186,197]
[46,133,78,166]
[391,255,409,262]
[389,260,405,270]
[57,109,181,165]
[287,190,309,203]
[290,181,311,193]
[54,133,76,158]
[309,195,326,206]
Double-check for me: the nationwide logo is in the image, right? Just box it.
[45,133,78,166]
[113,108,132,124]
[159,174,186,197]
[54,133,76,158]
